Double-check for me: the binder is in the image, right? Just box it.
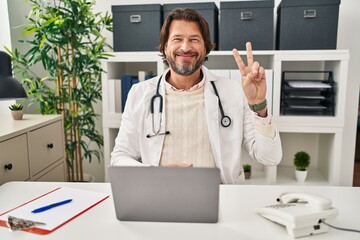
[121,75,139,112]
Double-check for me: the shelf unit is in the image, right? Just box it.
[101,50,354,186]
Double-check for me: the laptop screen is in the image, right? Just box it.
[108,166,221,223]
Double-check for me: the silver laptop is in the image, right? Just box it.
[108,166,221,223]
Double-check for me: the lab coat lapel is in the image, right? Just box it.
[204,69,221,167]
[144,75,166,166]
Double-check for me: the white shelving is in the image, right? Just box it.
[102,50,354,186]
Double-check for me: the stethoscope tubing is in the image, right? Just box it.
[210,81,231,128]
[149,75,164,135]
[147,75,231,138]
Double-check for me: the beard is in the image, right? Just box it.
[166,50,205,76]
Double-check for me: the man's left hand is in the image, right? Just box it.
[232,42,267,116]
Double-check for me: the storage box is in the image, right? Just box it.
[163,3,219,49]
[276,0,341,50]
[219,0,274,50]
[112,4,162,51]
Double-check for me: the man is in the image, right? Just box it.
[110,8,282,184]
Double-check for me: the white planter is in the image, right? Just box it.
[295,170,308,182]
[83,173,95,182]
[11,110,23,120]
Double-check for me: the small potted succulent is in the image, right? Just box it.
[294,151,311,182]
[243,163,252,180]
[9,103,24,120]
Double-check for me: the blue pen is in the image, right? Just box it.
[31,199,73,213]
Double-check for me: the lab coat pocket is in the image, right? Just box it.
[220,106,242,142]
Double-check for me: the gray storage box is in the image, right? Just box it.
[276,0,341,50]
[112,4,162,51]
[163,3,219,49]
[219,0,274,50]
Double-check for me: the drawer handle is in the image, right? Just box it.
[47,143,54,149]
[4,163,13,171]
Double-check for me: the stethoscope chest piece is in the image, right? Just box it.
[221,116,231,128]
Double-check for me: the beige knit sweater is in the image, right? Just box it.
[159,87,216,167]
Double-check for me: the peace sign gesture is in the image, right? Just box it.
[232,42,267,115]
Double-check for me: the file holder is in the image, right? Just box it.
[280,71,335,116]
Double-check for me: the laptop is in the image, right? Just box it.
[108,166,221,223]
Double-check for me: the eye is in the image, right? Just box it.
[190,38,200,43]
[172,37,182,42]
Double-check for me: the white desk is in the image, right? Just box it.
[0,182,359,240]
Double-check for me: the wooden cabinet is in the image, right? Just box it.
[101,50,356,186]
[0,114,66,185]
[0,134,29,183]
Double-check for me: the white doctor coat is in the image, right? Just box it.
[111,66,282,184]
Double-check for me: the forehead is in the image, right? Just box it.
[168,20,202,37]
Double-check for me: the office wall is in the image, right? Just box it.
[7,0,360,182]
[0,0,11,51]
[0,0,15,112]
[335,1,360,185]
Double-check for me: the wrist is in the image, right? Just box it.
[248,99,267,112]
[255,107,268,117]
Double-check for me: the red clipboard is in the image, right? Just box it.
[0,187,109,235]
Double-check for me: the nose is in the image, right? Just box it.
[180,40,191,52]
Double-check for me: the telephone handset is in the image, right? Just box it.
[277,192,332,210]
[255,192,338,238]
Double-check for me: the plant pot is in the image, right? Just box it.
[83,173,95,182]
[244,172,251,180]
[11,110,23,120]
[295,169,308,182]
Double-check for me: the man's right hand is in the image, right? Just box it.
[166,163,193,167]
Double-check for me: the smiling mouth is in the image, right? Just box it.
[176,51,197,57]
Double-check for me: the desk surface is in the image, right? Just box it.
[0,182,359,240]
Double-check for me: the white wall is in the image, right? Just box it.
[7,0,360,182]
[0,0,11,51]
[335,1,360,185]
[0,0,15,112]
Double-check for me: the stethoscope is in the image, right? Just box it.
[146,75,231,138]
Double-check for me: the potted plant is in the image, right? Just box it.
[294,151,311,182]
[7,0,112,181]
[243,163,252,180]
[9,103,24,120]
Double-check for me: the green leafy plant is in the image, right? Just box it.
[8,0,112,181]
[242,163,252,173]
[243,163,252,179]
[9,103,23,110]
[294,151,311,171]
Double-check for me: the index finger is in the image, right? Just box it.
[232,48,246,72]
[246,42,254,67]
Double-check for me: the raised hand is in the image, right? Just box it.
[232,42,267,115]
